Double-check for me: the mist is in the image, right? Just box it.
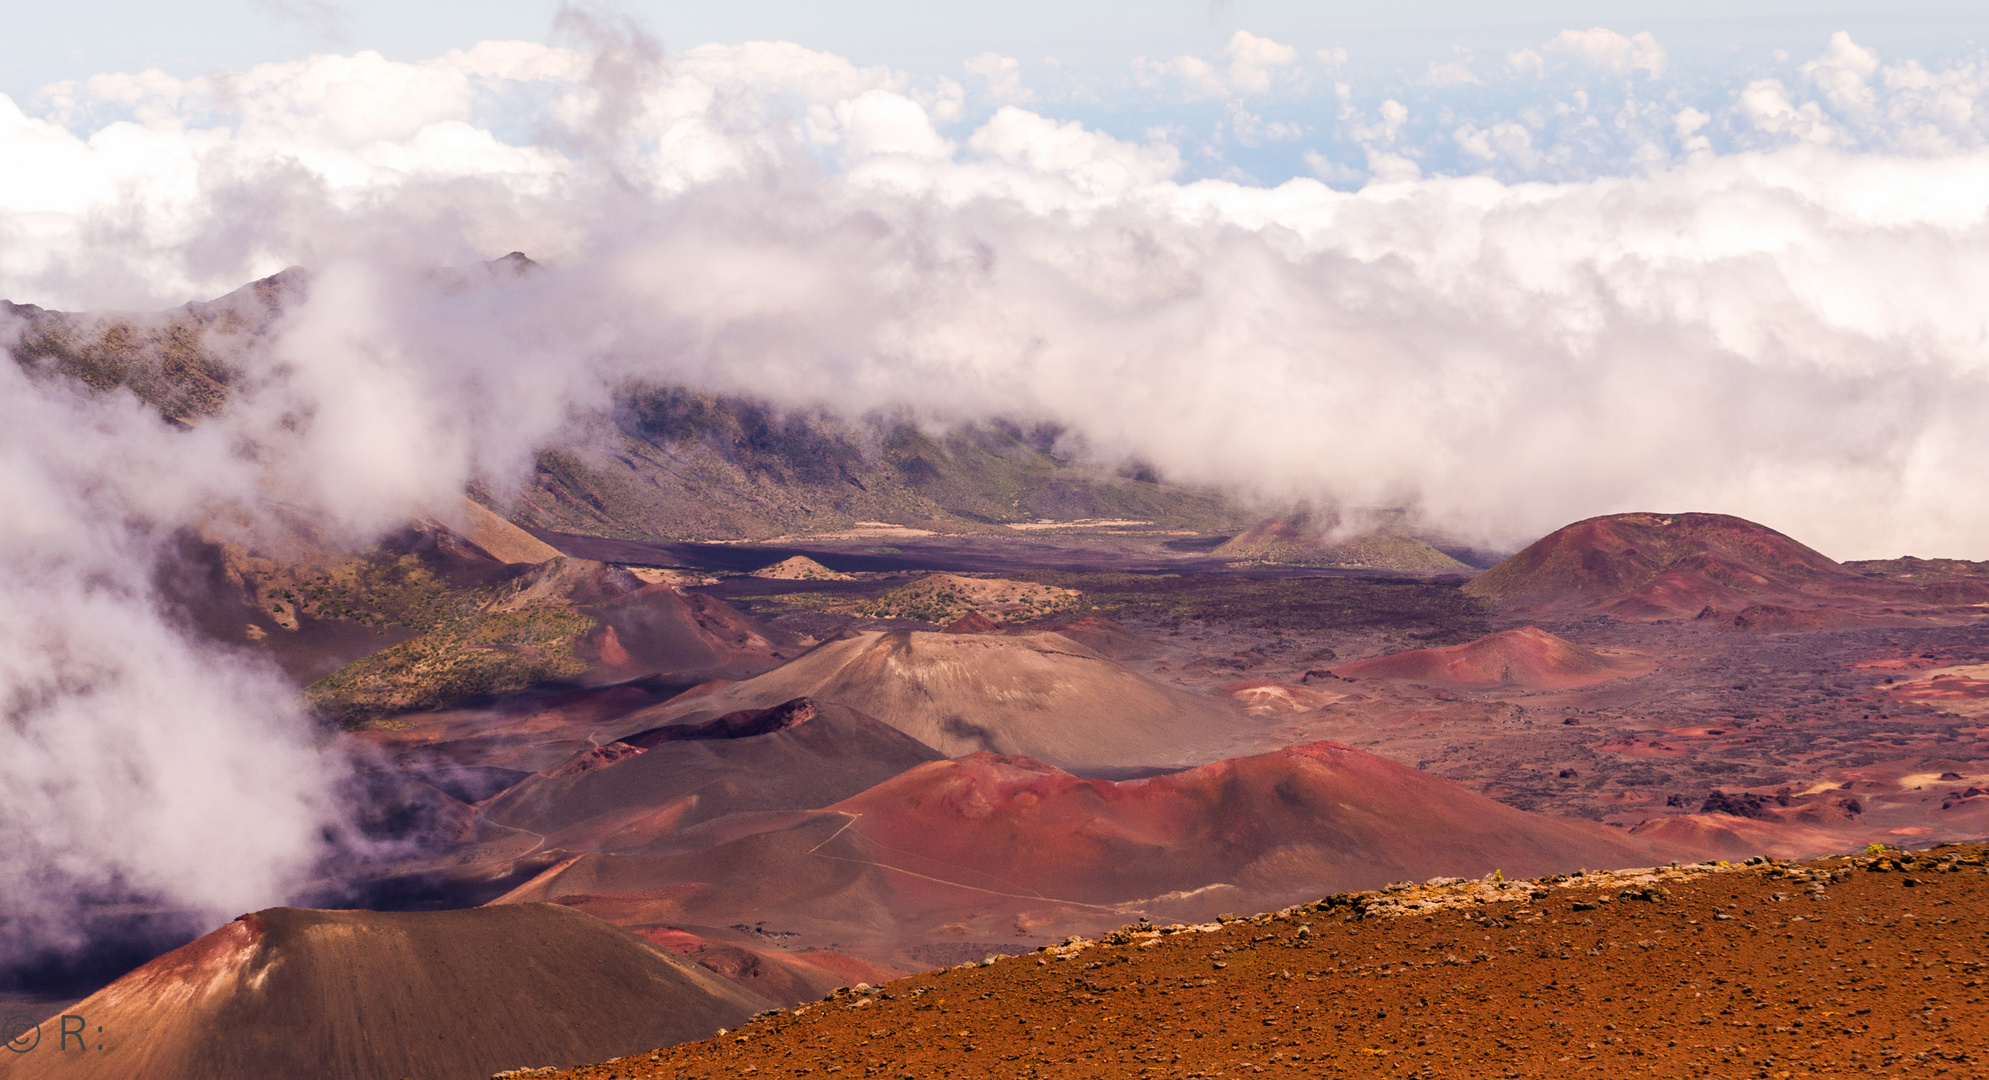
[4,17,1989,965]
[0,355,344,967]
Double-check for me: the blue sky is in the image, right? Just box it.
[6,0,1983,103]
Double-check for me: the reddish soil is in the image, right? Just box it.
[485,741,1681,978]
[1329,627,1648,690]
[827,744,1677,908]
[634,928,906,1006]
[541,843,1989,1080]
[1460,512,1989,625]
[581,580,795,683]
[1208,619,1989,859]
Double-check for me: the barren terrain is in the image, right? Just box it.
[537,844,1989,1080]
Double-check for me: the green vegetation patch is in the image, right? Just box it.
[306,606,595,728]
[853,573,1081,625]
[505,386,1251,542]
[259,552,472,630]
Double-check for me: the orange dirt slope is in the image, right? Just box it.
[536,842,1989,1080]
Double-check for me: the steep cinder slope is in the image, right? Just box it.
[605,630,1248,769]
[828,744,1681,907]
[490,742,1689,960]
[1461,511,1851,618]
[480,699,946,850]
[532,846,1989,1080]
[0,904,766,1080]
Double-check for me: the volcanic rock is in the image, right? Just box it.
[0,904,765,1080]
[1462,511,1852,618]
[1329,626,1648,690]
[604,630,1244,769]
[479,701,943,850]
[531,845,1989,1080]
[822,744,1683,909]
[493,742,1687,955]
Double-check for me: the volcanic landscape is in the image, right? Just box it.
[4,276,1989,1079]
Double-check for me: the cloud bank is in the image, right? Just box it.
[5,21,1989,960]
[0,358,344,963]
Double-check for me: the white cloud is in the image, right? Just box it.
[1227,105,1305,148]
[1362,146,1423,182]
[1133,30,1299,100]
[1674,106,1713,153]
[1223,31,1299,96]
[1132,54,1230,99]
[674,39,905,105]
[1738,78,1839,143]
[1454,120,1535,166]
[835,90,951,160]
[966,106,1182,195]
[0,357,351,955]
[1425,60,1482,88]
[965,52,1034,104]
[1540,28,1667,78]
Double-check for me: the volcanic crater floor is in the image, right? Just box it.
[533,843,1989,1080]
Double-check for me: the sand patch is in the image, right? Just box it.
[1886,664,1989,716]
[1004,519,1155,531]
[750,556,852,581]
[628,567,719,587]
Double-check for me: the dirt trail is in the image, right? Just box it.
[532,843,1989,1079]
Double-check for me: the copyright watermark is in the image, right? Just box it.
[4,1014,103,1053]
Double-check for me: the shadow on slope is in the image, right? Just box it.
[2,904,765,1080]
[601,630,1248,770]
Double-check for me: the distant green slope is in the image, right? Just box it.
[6,277,1250,543]
[500,387,1251,541]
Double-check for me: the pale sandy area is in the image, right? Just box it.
[1004,519,1155,531]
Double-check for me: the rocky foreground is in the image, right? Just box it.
[526,843,1989,1079]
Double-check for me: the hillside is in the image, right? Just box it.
[824,742,1680,906]
[487,740,1687,976]
[1213,511,1471,573]
[303,556,791,727]
[604,629,1247,769]
[1331,626,1651,689]
[4,271,1252,543]
[0,904,765,1080]
[1463,512,1848,614]
[4,268,301,422]
[533,844,1989,1080]
[510,390,1252,540]
[1458,511,1989,625]
[479,699,946,850]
